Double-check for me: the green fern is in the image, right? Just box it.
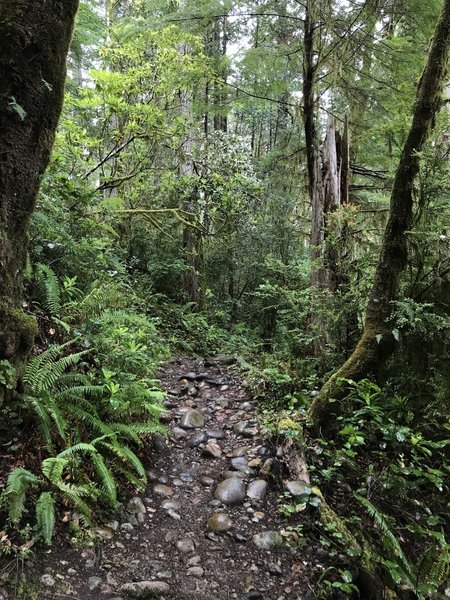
[24,346,89,393]
[356,494,415,584]
[41,457,69,483]
[35,263,61,316]
[90,452,117,508]
[5,468,42,524]
[36,492,56,545]
[415,539,450,594]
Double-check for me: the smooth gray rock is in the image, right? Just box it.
[205,429,224,439]
[153,484,174,497]
[40,574,55,587]
[247,480,267,501]
[180,410,205,429]
[207,511,233,533]
[200,476,215,486]
[187,567,204,578]
[88,576,102,592]
[252,531,283,550]
[233,421,248,435]
[188,432,207,447]
[161,499,181,510]
[176,537,195,553]
[203,441,222,458]
[171,427,188,439]
[230,456,248,470]
[182,372,197,380]
[285,480,310,496]
[120,581,169,598]
[214,478,246,505]
[127,496,146,515]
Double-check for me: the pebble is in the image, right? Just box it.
[188,432,207,447]
[233,421,248,435]
[214,478,246,505]
[156,571,172,580]
[200,476,215,486]
[120,581,170,597]
[187,555,202,566]
[205,429,225,439]
[171,427,188,439]
[269,563,283,575]
[230,457,248,471]
[252,531,283,550]
[161,499,180,510]
[183,372,197,380]
[176,537,196,553]
[94,527,114,540]
[127,496,146,516]
[180,409,205,429]
[187,567,204,578]
[88,576,102,592]
[40,574,55,587]
[153,484,174,497]
[203,441,222,458]
[207,511,233,533]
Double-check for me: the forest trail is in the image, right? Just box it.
[19,357,323,600]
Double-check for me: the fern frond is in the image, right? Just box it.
[355,495,414,584]
[26,395,54,450]
[41,457,69,484]
[52,481,93,519]
[36,492,56,545]
[35,263,61,316]
[113,463,147,490]
[56,384,105,401]
[57,442,98,459]
[417,542,450,593]
[90,453,117,508]
[5,468,41,524]
[109,441,146,482]
[24,343,89,393]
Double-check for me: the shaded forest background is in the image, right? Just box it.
[0,0,449,598]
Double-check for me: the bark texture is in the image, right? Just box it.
[0,0,79,364]
[309,0,450,430]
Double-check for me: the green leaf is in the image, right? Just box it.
[36,492,56,545]
[8,97,27,121]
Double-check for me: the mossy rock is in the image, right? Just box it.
[0,299,37,361]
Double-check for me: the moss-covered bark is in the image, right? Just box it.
[309,0,450,431]
[0,0,79,368]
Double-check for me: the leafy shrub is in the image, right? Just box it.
[308,378,450,597]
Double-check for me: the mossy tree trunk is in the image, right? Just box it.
[309,0,450,430]
[0,0,79,367]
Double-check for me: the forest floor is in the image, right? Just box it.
[2,356,327,600]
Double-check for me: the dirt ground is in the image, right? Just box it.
[2,357,326,600]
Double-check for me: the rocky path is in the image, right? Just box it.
[17,357,323,599]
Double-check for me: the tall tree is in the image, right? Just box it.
[309,0,450,429]
[0,0,79,371]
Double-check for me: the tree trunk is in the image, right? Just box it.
[0,0,79,369]
[309,0,450,430]
[178,46,201,308]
